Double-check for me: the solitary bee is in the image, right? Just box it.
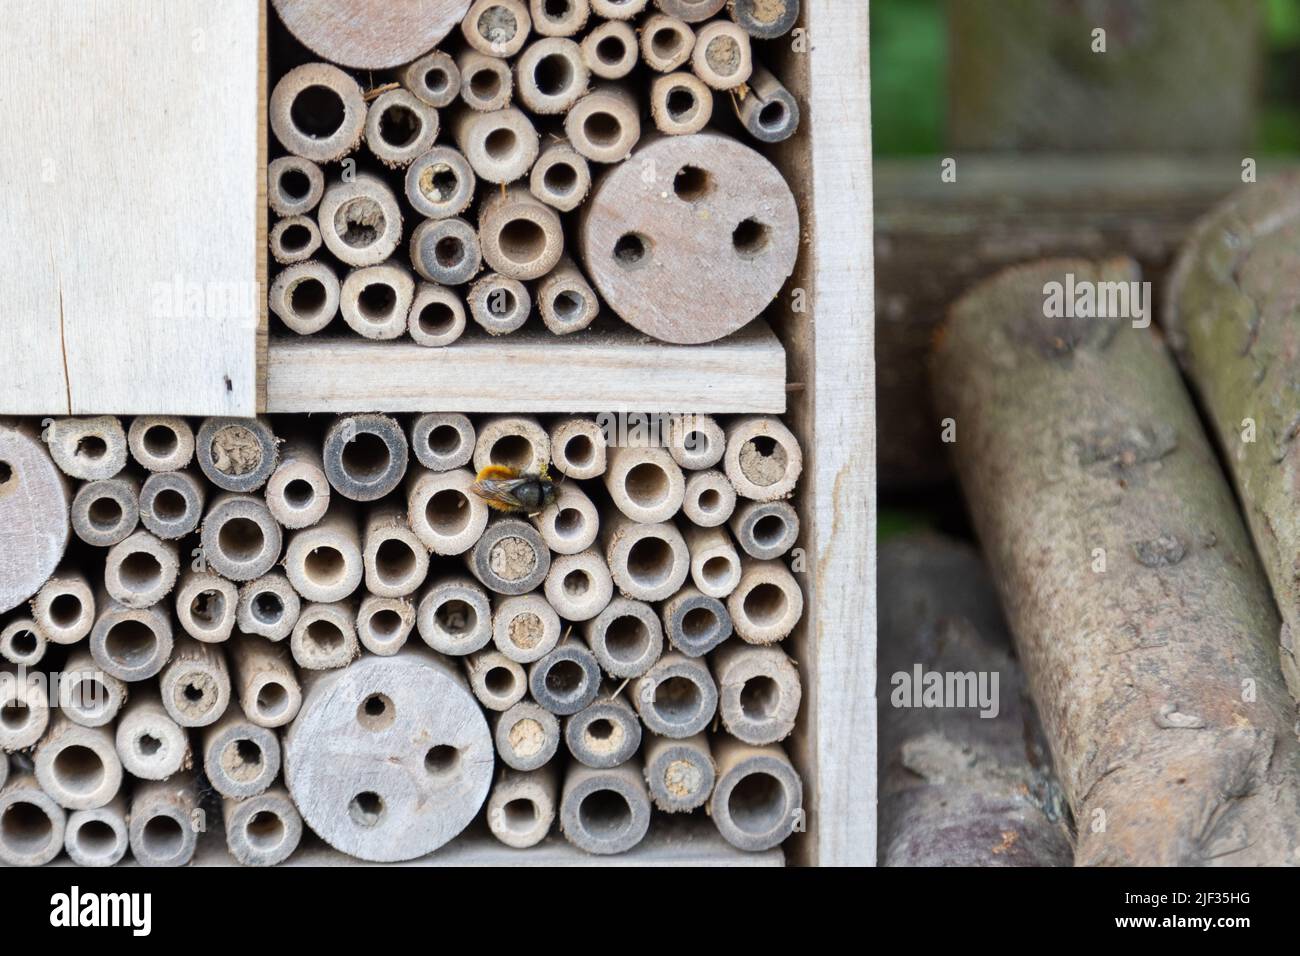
[471,463,558,515]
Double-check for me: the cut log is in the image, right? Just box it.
[1164,173,1300,695]
[933,257,1300,866]
[0,419,71,613]
[878,533,1071,867]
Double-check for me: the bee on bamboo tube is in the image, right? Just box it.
[471,464,558,516]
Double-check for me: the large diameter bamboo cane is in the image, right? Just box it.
[933,257,1300,866]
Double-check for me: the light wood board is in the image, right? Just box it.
[0,0,262,415]
[266,322,788,413]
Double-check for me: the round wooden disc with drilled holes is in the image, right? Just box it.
[271,0,473,70]
[578,132,799,344]
[0,420,70,614]
[284,651,493,862]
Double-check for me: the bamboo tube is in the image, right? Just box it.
[340,263,416,341]
[728,0,800,38]
[692,19,752,90]
[708,739,802,851]
[174,571,238,643]
[603,445,686,523]
[322,414,410,502]
[734,64,800,143]
[458,49,515,111]
[363,504,429,598]
[365,88,439,168]
[265,438,331,530]
[684,523,741,598]
[417,575,494,655]
[128,775,200,867]
[723,415,803,501]
[629,651,717,737]
[452,106,540,184]
[196,417,279,493]
[408,284,469,347]
[529,141,592,212]
[493,700,560,770]
[318,173,405,267]
[516,38,589,114]
[478,187,566,280]
[462,0,532,57]
[405,147,477,220]
[487,766,557,848]
[411,413,476,472]
[465,648,528,710]
[104,530,180,609]
[601,512,690,601]
[648,71,713,135]
[268,156,325,217]
[32,568,94,645]
[71,475,139,547]
[933,257,1300,865]
[544,549,613,621]
[564,684,641,768]
[283,649,494,862]
[712,641,799,745]
[410,217,483,285]
[528,636,601,715]
[357,595,416,656]
[641,14,695,72]
[592,0,647,16]
[643,732,714,813]
[468,517,552,594]
[58,649,126,729]
[270,260,340,335]
[114,688,190,780]
[661,585,731,656]
[565,85,641,163]
[230,634,303,729]
[666,414,725,470]
[474,414,550,473]
[0,773,65,866]
[468,272,531,334]
[0,618,44,667]
[65,798,129,867]
[581,21,638,80]
[878,533,1071,867]
[270,215,322,265]
[726,558,802,645]
[407,467,490,555]
[268,62,366,162]
[140,469,206,539]
[127,416,195,472]
[223,788,303,866]
[46,416,128,481]
[89,594,173,682]
[202,704,282,799]
[532,481,599,554]
[200,493,283,582]
[584,596,663,678]
[34,714,123,810]
[159,636,232,728]
[559,762,651,854]
[655,0,725,21]
[236,572,301,642]
[404,49,463,107]
[681,470,736,527]
[492,592,562,663]
[729,499,799,559]
[0,421,69,613]
[530,0,589,36]
[291,601,361,671]
[548,416,605,479]
[537,257,600,335]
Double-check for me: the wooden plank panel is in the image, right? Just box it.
[0,0,261,415]
[266,322,788,414]
[801,0,877,867]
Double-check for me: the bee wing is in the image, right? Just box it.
[471,477,530,510]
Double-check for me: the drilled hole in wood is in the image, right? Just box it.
[674,165,712,202]
[425,744,459,776]
[357,693,395,731]
[291,84,345,138]
[349,791,384,827]
[613,232,651,268]
[732,218,771,259]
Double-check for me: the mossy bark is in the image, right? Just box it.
[933,257,1300,866]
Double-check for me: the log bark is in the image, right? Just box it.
[878,533,1070,867]
[1165,173,1300,695]
[933,256,1300,866]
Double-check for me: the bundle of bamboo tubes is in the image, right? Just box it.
[0,410,805,864]
[267,0,803,346]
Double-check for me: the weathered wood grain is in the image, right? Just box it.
[0,0,261,415]
[266,321,787,413]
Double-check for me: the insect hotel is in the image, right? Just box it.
[0,0,873,867]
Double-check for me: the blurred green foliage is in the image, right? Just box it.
[872,0,1300,155]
